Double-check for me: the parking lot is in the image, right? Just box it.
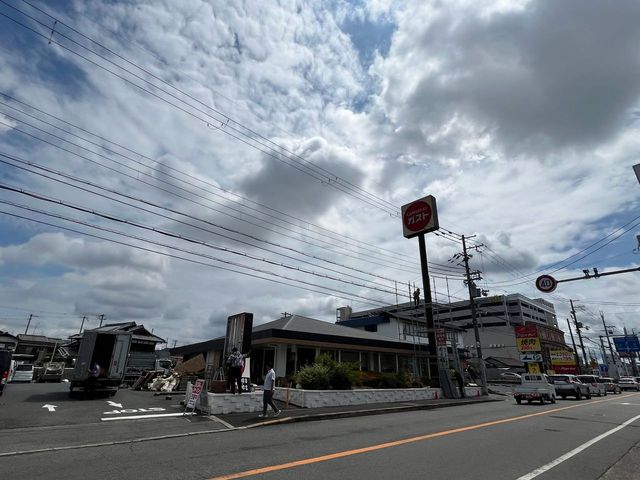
[0,382,231,457]
[0,382,190,430]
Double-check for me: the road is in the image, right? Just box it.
[1,384,639,479]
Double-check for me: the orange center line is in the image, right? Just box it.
[209,393,639,480]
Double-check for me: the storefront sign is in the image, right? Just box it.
[187,379,205,410]
[517,337,541,352]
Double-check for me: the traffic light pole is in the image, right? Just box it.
[566,318,581,373]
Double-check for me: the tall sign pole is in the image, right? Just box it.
[401,195,453,394]
[570,299,588,372]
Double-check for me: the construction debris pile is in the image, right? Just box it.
[132,370,180,391]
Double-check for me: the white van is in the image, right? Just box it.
[11,363,34,382]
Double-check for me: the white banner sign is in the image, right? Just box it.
[520,353,543,363]
[187,379,205,410]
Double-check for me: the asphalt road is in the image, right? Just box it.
[1,385,639,480]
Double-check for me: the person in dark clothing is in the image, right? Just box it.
[226,347,247,394]
[87,362,100,397]
[454,369,465,397]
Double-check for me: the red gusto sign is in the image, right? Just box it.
[401,195,439,238]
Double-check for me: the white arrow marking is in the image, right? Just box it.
[42,404,57,412]
[106,400,123,408]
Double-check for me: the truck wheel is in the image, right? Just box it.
[515,397,522,405]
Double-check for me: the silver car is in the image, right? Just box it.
[548,374,591,400]
[577,375,607,397]
[619,377,640,391]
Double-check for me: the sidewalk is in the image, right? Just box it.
[214,394,502,429]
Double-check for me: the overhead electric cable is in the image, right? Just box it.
[0,3,399,216]
[0,92,420,268]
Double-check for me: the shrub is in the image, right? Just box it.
[294,364,330,390]
[294,354,358,390]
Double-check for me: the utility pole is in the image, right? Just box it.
[601,312,615,364]
[566,318,580,373]
[98,314,105,327]
[24,314,38,335]
[461,235,488,395]
[570,299,588,373]
[623,326,639,376]
[79,316,87,334]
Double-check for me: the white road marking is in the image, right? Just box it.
[208,414,235,429]
[516,413,640,480]
[619,402,640,406]
[101,412,194,421]
[106,400,123,408]
[103,407,166,415]
[42,404,57,412]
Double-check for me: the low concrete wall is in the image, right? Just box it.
[187,383,484,413]
[186,383,264,415]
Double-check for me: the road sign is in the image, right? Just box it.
[535,274,557,293]
[520,353,543,362]
[613,336,640,353]
[401,195,439,238]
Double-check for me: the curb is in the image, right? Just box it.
[247,397,502,428]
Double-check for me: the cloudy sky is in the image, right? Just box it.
[0,0,639,351]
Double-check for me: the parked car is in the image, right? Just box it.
[11,363,34,382]
[513,373,556,405]
[618,377,640,391]
[577,375,607,397]
[548,374,591,400]
[0,350,12,396]
[599,377,621,394]
[500,372,522,383]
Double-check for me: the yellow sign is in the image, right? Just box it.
[528,363,541,373]
[517,337,541,352]
[550,349,575,366]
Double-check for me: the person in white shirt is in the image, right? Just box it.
[259,363,281,418]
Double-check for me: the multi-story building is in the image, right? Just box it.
[337,293,568,369]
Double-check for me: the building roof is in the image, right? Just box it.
[17,334,64,344]
[68,322,166,344]
[485,356,525,368]
[172,314,422,357]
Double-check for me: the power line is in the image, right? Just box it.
[0,92,422,269]
[18,0,401,214]
[0,150,464,286]
[0,3,400,216]
[0,183,405,297]
[0,206,397,308]
[0,117,439,277]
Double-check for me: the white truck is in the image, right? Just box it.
[513,373,557,405]
[70,330,131,398]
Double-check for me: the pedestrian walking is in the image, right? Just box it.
[226,347,247,394]
[258,363,280,418]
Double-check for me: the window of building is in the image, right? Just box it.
[365,324,378,332]
[381,353,396,373]
[340,350,359,365]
